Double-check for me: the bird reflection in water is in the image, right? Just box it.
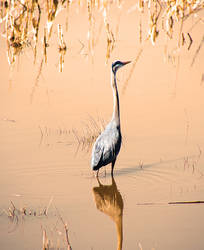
[92,177,124,250]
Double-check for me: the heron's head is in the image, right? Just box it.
[112,60,131,74]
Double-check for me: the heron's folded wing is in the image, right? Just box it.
[91,138,104,168]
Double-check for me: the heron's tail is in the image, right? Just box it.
[92,165,100,171]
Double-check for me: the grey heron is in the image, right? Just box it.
[91,60,131,176]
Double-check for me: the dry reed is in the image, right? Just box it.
[37,115,105,151]
[2,197,54,219]
[42,206,72,250]
[72,115,106,152]
[1,199,72,249]
[1,198,54,234]
[0,0,203,71]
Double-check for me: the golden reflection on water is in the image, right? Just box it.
[92,177,123,250]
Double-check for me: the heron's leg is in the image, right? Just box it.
[96,175,102,186]
[96,169,99,177]
[111,159,116,177]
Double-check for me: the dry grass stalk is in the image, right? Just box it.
[43,27,48,64]
[46,0,59,39]
[191,34,204,66]
[65,0,71,32]
[103,6,116,64]
[38,126,71,137]
[40,212,73,250]
[139,16,142,43]
[30,58,44,104]
[122,47,143,95]
[54,206,72,250]
[187,32,193,50]
[3,199,54,230]
[72,116,106,152]
[58,24,67,72]
[87,0,95,58]
[32,0,41,64]
[37,121,105,150]
[42,229,50,250]
[183,146,203,176]
[105,21,115,64]
[43,196,54,216]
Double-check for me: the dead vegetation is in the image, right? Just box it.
[1,199,72,250]
[42,207,72,250]
[2,197,53,221]
[38,115,105,151]
[72,116,106,152]
[0,0,203,72]
[0,0,67,72]
[1,198,53,234]
[0,0,202,101]
[183,145,203,175]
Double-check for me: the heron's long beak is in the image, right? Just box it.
[122,61,131,65]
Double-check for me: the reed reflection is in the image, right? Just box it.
[92,177,124,250]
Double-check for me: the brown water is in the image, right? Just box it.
[1,2,204,250]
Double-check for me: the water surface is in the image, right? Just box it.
[0,1,204,249]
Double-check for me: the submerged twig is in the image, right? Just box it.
[42,229,50,250]
[136,200,204,206]
[191,34,204,66]
[54,206,72,250]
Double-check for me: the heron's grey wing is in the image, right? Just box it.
[91,136,104,168]
[91,124,121,169]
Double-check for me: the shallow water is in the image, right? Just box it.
[1,2,204,250]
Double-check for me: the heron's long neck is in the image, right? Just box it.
[116,215,123,250]
[111,72,120,126]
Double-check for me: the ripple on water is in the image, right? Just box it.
[114,155,204,204]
